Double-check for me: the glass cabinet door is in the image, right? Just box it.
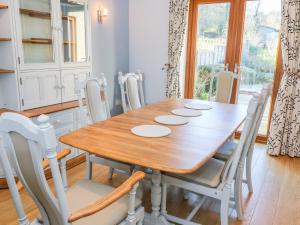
[60,0,87,63]
[18,0,55,64]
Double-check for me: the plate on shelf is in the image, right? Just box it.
[131,125,171,138]
[171,108,203,117]
[184,102,212,110]
[154,115,189,125]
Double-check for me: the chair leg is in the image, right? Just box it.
[126,183,139,225]
[60,159,68,191]
[246,152,254,193]
[85,153,92,180]
[109,167,114,180]
[183,190,190,200]
[136,180,145,200]
[234,165,244,220]
[161,183,168,215]
[220,185,231,225]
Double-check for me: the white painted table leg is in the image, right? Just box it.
[144,170,172,225]
[151,170,161,217]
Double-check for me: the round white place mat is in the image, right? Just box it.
[131,125,171,138]
[171,108,203,117]
[154,115,189,126]
[184,102,212,110]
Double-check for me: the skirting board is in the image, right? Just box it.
[0,154,86,189]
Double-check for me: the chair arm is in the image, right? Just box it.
[18,149,72,191]
[68,171,145,223]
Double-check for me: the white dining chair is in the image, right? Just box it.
[118,72,145,113]
[75,75,134,180]
[209,71,240,104]
[214,82,273,192]
[161,94,261,225]
[203,83,273,219]
[0,112,145,225]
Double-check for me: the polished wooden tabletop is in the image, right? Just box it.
[60,99,247,174]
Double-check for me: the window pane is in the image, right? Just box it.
[238,0,281,135]
[19,0,54,63]
[61,0,87,63]
[193,3,230,99]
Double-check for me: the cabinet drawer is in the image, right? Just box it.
[20,71,62,110]
[32,110,75,130]
[61,69,90,102]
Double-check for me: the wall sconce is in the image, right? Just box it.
[98,8,108,24]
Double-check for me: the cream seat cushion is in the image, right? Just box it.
[214,141,237,161]
[171,158,226,188]
[67,180,141,225]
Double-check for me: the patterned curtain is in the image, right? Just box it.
[267,0,300,157]
[166,0,190,98]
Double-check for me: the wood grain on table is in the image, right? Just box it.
[60,99,247,174]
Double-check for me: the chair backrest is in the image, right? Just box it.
[221,83,272,186]
[118,72,145,112]
[221,94,261,186]
[0,113,69,225]
[246,82,273,156]
[0,134,29,225]
[76,74,111,124]
[238,91,265,163]
[209,71,240,104]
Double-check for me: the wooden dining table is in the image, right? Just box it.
[60,98,247,225]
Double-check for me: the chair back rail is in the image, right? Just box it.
[209,71,240,104]
[118,72,145,112]
[251,82,273,148]
[76,74,111,124]
[0,135,30,225]
[245,83,273,176]
[222,94,260,186]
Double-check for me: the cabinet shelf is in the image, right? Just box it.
[0,38,11,42]
[0,69,14,74]
[22,38,76,45]
[20,8,70,20]
[20,8,51,19]
[0,3,8,9]
[23,38,52,44]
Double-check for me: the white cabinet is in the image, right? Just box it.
[61,69,90,102]
[20,71,61,110]
[0,0,92,111]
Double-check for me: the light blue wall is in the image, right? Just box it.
[89,0,129,115]
[129,0,169,104]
